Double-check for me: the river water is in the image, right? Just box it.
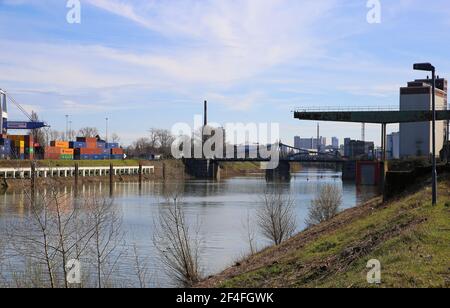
[0,165,378,287]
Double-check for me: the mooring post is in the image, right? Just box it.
[30,161,36,204]
[162,162,166,181]
[109,163,114,196]
[139,162,143,190]
[74,163,79,197]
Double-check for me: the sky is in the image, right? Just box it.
[0,0,449,146]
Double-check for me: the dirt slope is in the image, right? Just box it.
[198,179,450,288]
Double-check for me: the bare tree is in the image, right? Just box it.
[153,186,202,287]
[242,211,258,255]
[7,182,95,288]
[29,111,47,146]
[257,188,297,246]
[111,133,120,143]
[85,197,124,288]
[306,184,342,227]
[78,127,99,138]
[132,244,150,288]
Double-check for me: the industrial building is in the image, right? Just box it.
[332,137,339,150]
[399,78,448,158]
[387,132,400,160]
[343,139,374,159]
[294,136,327,151]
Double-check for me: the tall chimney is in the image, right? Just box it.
[204,100,208,127]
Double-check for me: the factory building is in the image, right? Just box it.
[399,78,448,158]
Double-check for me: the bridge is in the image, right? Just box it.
[212,142,343,163]
[294,106,450,161]
[183,143,344,181]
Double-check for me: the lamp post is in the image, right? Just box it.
[105,117,109,143]
[414,63,437,206]
[69,120,73,141]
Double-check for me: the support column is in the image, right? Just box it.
[109,163,114,196]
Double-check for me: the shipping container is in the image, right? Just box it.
[75,148,103,155]
[77,137,97,143]
[50,141,70,148]
[62,149,74,155]
[111,148,124,155]
[85,141,97,149]
[69,141,86,149]
[106,143,119,149]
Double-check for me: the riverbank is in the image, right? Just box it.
[0,160,272,191]
[198,176,450,288]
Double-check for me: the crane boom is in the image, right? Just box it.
[0,88,49,132]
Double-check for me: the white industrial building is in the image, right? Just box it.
[399,78,448,158]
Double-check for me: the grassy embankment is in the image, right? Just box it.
[199,178,450,288]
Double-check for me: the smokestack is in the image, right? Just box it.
[204,100,208,127]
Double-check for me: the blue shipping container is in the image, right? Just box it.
[97,142,106,149]
[111,154,123,160]
[70,141,86,149]
[106,143,119,149]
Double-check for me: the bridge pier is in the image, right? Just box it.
[184,159,221,180]
[265,161,291,182]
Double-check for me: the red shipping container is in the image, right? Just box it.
[75,148,102,155]
[44,153,61,160]
[86,141,97,149]
[45,147,63,154]
[111,148,124,155]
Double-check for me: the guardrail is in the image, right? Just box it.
[293,106,449,112]
[0,165,155,180]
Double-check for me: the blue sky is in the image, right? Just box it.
[0,0,449,146]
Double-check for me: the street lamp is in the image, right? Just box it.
[105,117,109,143]
[414,62,437,205]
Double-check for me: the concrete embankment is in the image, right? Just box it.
[0,160,187,191]
[0,160,275,191]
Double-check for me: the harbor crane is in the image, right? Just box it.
[0,88,49,134]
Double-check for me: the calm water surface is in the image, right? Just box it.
[0,166,378,287]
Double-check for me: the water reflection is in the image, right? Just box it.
[0,165,378,287]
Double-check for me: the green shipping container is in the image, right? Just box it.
[60,154,74,160]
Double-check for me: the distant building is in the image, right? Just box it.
[294,136,326,151]
[344,138,351,157]
[399,78,448,158]
[344,138,374,159]
[387,132,400,160]
[332,137,339,150]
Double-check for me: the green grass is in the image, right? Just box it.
[218,181,450,288]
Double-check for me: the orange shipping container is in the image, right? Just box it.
[50,141,70,148]
[62,149,74,155]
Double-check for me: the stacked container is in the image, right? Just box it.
[45,141,74,160]
[9,135,34,160]
[0,137,11,159]
[42,137,124,161]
